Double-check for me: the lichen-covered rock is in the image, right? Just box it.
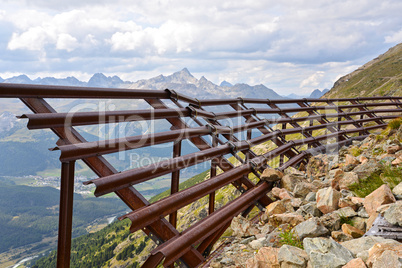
[363,184,396,216]
[303,237,354,268]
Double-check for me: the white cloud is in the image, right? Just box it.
[300,71,325,89]
[385,29,402,43]
[56,33,78,52]
[1,0,402,95]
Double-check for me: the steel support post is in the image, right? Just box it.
[170,140,182,228]
[57,161,76,268]
[209,134,217,215]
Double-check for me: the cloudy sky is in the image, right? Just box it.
[1,0,401,95]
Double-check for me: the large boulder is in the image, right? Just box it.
[278,245,308,268]
[261,168,284,182]
[306,155,328,179]
[353,159,381,180]
[383,201,402,226]
[363,184,396,216]
[281,173,305,192]
[245,246,280,268]
[341,236,399,262]
[317,187,341,214]
[338,172,359,190]
[303,237,354,268]
[293,217,329,240]
[366,242,402,268]
[293,181,318,199]
[341,223,364,238]
[265,200,287,216]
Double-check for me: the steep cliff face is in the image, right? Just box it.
[325,43,402,98]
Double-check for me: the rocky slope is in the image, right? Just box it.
[325,42,402,98]
[209,122,402,268]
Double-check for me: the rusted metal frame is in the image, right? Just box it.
[209,134,218,215]
[1,82,170,99]
[19,97,204,268]
[229,103,301,164]
[196,104,267,179]
[197,220,232,257]
[147,98,272,207]
[298,101,349,142]
[350,99,385,126]
[169,98,248,168]
[55,119,268,162]
[267,102,323,149]
[185,103,270,254]
[88,144,235,197]
[143,182,272,267]
[195,96,402,106]
[326,100,369,135]
[57,160,75,268]
[121,164,252,233]
[56,126,211,162]
[21,108,190,129]
[169,140,182,228]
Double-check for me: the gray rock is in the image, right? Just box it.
[249,237,268,250]
[240,236,255,244]
[282,173,306,192]
[353,159,381,180]
[294,217,329,240]
[293,181,318,198]
[335,207,357,218]
[220,257,234,266]
[305,192,316,202]
[357,206,369,218]
[392,182,402,199]
[299,202,322,217]
[278,245,308,268]
[340,236,397,262]
[303,237,354,268]
[319,212,341,231]
[383,201,402,226]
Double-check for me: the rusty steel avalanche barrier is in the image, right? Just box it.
[1,82,402,268]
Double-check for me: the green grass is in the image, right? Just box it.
[278,225,303,249]
[349,163,402,197]
[388,117,402,130]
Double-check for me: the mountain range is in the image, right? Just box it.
[0,68,327,100]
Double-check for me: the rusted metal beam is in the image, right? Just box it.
[20,108,190,129]
[143,182,272,267]
[0,83,169,99]
[121,164,252,233]
[57,161,75,268]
